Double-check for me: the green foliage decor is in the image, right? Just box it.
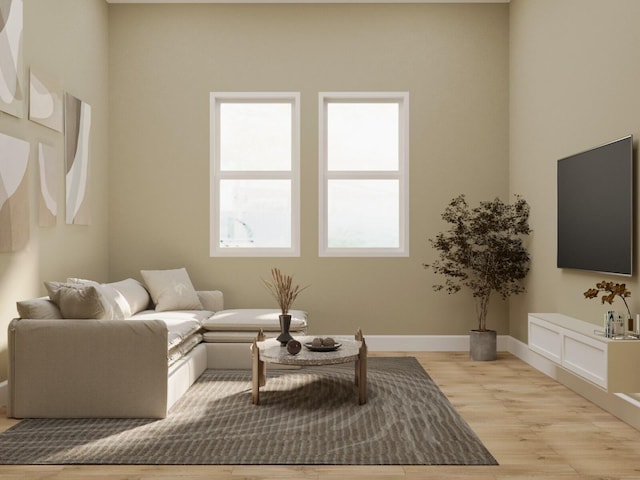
[424,194,531,332]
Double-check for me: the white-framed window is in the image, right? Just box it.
[319,92,409,257]
[210,92,300,257]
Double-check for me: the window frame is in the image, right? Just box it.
[318,92,410,257]
[210,92,301,257]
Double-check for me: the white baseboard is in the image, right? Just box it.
[0,380,6,408]
[504,335,561,377]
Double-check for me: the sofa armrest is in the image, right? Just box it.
[8,318,168,419]
[197,290,224,312]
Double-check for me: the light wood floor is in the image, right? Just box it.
[1,351,640,480]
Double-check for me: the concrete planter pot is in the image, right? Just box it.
[469,329,497,361]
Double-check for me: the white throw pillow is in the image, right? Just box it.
[140,268,203,312]
[106,278,151,317]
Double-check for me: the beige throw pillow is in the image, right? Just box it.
[197,290,224,312]
[16,297,62,319]
[45,281,109,319]
[66,278,125,320]
[140,268,203,312]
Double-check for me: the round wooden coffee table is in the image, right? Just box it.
[251,329,367,405]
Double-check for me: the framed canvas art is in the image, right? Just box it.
[0,0,24,118]
[64,92,91,225]
[0,132,30,251]
[29,69,63,132]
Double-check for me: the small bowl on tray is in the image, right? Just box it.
[303,342,342,352]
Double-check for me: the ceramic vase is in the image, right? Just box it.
[277,314,293,346]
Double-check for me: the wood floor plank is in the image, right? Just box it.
[1,352,640,479]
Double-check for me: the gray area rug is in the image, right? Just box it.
[0,357,497,465]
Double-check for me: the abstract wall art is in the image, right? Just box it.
[29,69,63,132]
[0,132,30,252]
[64,92,91,225]
[0,0,24,118]
[38,142,57,227]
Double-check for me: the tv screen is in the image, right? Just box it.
[557,135,634,276]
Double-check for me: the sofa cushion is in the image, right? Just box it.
[168,333,203,366]
[140,268,203,312]
[106,278,151,317]
[202,330,280,343]
[130,309,211,349]
[202,309,308,332]
[16,297,62,319]
[44,282,116,320]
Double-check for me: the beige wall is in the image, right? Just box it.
[108,3,510,336]
[509,0,640,342]
[0,0,110,379]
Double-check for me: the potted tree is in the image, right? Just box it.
[424,194,531,360]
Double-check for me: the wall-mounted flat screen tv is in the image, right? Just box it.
[557,135,633,276]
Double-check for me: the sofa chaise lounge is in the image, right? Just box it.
[7,268,307,419]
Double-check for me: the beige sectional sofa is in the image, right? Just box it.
[7,268,307,419]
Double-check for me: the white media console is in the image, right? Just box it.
[528,313,640,392]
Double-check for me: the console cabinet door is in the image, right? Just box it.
[528,316,562,364]
[562,332,607,389]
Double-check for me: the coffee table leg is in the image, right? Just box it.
[251,340,260,405]
[252,331,267,405]
[259,358,266,387]
[257,330,266,387]
[355,329,367,405]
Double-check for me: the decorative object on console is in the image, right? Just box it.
[0,132,30,252]
[425,194,531,361]
[0,0,24,118]
[584,281,633,334]
[262,268,309,346]
[64,92,92,225]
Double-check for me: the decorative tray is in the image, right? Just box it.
[303,342,342,352]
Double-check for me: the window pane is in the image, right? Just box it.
[220,103,291,171]
[219,179,291,248]
[327,103,399,171]
[327,180,399,248]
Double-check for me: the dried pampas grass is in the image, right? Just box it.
[262,268,309,315]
